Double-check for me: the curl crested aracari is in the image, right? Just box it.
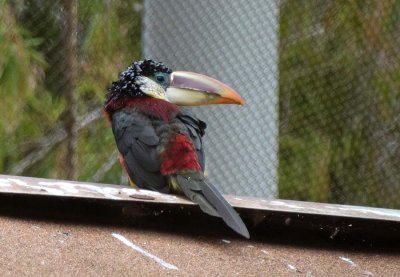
[104,59,249,238]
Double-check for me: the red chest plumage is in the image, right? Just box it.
[160,134,202,175]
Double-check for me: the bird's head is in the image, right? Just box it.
[105,59,244,107]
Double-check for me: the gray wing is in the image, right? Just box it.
[111,109,169,192]
[176,109,207,170]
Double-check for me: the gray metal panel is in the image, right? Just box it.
[143,0,278,197]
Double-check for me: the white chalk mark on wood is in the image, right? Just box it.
[1,175,187,203]
[339,256,374,275]
[0,179,11,187]
[112,233,179,271]
[286,263,303,273]
[363,271,374,276]
[39,182,80,194]
[79,184,120,200]
[8,178,65,195]
[339,256,356,267]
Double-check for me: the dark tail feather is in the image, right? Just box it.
[175,174,250,239]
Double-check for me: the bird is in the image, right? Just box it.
[104,59,249,238]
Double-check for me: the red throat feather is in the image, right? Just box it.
[105,97,179,122]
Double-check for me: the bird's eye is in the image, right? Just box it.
[156,75,165,83]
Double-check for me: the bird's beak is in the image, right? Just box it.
[166,71,245,106]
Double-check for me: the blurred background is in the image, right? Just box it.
[1,0,400,209]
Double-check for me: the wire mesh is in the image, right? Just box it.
[1,0,400,208]
[143,0,279,198]
[278,0,400,208]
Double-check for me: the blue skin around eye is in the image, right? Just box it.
[153,73,170,88]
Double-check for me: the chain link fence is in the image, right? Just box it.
[278,0,400,208]
[144,0,279,198]
[2,0,400,208]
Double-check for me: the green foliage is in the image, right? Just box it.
[0,0,143,183]
[279,0,400,208]
[279,132,331,202]
[79,1,142,101]
[0,0,53,172]
[0,1,45,133]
